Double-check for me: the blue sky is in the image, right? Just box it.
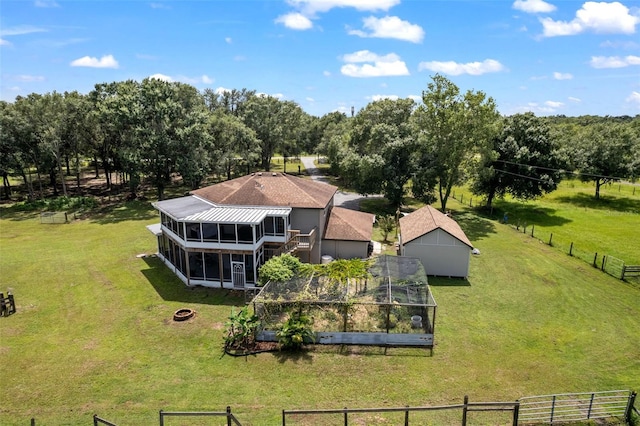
[1,0,639,117]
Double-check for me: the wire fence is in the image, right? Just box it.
[449,192,638,282]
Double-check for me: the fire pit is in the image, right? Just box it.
[173,308,196,321]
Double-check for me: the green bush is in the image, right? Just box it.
[224,307,260,351]
[258,254,302,285]
[276,313,314,351]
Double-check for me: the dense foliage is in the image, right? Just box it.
[1,75,638,206]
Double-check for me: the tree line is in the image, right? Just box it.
[1,74,638,207]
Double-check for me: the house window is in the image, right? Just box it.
[188,252,204,279]
[264,217,275,235]
[202,223,219,242]
[204,253,219,280]
[275,217,285,235]
[177,222,185,240]
[245,255,254,284]
[186,222,201,241]
[222,254,231,282]
[256,222,263,241]
[177,247,186,275]
[220,224,236,243]
[237,224,253,244]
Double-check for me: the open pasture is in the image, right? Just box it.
[0,196,638,425]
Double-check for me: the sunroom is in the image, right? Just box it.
[149,196,295,289]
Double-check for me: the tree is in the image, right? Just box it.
[573,121,639,199]
[242,95,304,171]
[413,75,500,212]
[135,78,209,199]
[341,98,416,207]
[471,112,565,208]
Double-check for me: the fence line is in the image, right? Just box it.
[449,192,636,282]
[25,389,638,425]
[518,390,636,425]
[159,407,242,426]
[282,396,520,426]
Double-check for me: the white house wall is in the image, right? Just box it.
[290,207,325,263]
[403,229,470,278]
[321,240,369,260]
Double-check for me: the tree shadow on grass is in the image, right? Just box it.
[453,211,496,242]
[554,192,640,214]
[488,200,572,228]
[272,348,314,364]
[140,256,244,306]
[89,200,158,224]
[0,206,40,221]
[427,276,471,287]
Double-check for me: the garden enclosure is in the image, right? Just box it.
[251,255,437,349]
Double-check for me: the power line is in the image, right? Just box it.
[493,159,629,181]
[492,168,550,183]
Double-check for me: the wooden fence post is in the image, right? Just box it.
[531,225,535,237]
[462,395,469,426]
[593,252,598,267]
[548,233,553,246]
[569,242,573,256]
[622,265,626,281]
[625,391,637,424]
[601,255,606,271]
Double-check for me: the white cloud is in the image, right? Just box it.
[136,53,158,60]
[600,40,640,49]
[545,100,564,108]
[35,0,60,7]
[0,25,47,37]
[589,55,640,68]
[348,16,424,43]
[418,59,505,76]
[150,3,171,9]
[0,39,10,46]
[306,97,315,102]
[512,0,556,14]
[288,0,400,16]
[626,91,640,105]
[568,96,582,103]
[340,50,409,77]
[225,37,232,44]
[408,95,422,103]
[149,73,173,82]
[150,74,214,84]
[323,70,331,77]
[553,71,573,80]
[368,94,399,101]
[540,2,639,37]
[215,87,231,94]
[275,12,313,30]
[16,75,45,82]
[70,54,119,68]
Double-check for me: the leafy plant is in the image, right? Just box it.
[276,313,314,351]
[258,254,303,285]
[377,215,396,242]
[224,307,260,351]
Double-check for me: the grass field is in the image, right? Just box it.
[0,185,639,424]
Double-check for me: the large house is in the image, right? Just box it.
[147,172,375,289]
[398,205,473,278]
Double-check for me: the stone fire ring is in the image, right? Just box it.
[173,308,196,321]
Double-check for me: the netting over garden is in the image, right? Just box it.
[251,255,437,347]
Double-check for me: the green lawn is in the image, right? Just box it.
[0,197,639,425]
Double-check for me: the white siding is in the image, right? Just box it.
[322,240,369,260]
[402,229,470,278]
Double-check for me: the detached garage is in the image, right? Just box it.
[398,205,473,278]
[322,207,375,260]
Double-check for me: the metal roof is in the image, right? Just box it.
[154,195,291,224]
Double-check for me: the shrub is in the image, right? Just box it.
[258,254,302,285]
[276,313,314,351]
[224,307,260,351]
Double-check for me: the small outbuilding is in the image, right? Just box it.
[322,207,375,260]
[398,206,473,278]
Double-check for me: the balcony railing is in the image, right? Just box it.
[267,227,317,258]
